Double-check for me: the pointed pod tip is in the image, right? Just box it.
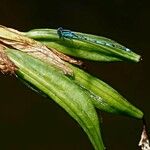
[133,109,144,119]
[137,55,142,62]
[130,54,142,63]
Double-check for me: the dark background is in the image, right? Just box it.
[0,0,149,149]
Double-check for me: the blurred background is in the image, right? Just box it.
[0,0,149,149]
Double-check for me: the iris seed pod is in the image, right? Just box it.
[68,64,143,119]
[5,48,105,150]
[24,28,141,62]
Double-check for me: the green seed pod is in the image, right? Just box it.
[24,28,141,62]
[5,49,105,150]
[68,64,143,119]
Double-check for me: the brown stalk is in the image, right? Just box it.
[139,118,150,150]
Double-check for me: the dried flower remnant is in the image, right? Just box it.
[139,125,150,150]
[51,48,83,66]
[0,44,17,74]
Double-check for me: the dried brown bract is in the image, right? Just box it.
[0,25,82,75]
[0,44,17,74]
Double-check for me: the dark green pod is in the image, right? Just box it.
[68,64,143,119]
[24,29,141,62]
[5,49,105,150]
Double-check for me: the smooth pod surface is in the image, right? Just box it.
[25,29,141,62]
[6,49,105,150]
[69,64,143,119]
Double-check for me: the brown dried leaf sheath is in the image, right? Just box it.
[0,25,81,75]
[0,44,17,74]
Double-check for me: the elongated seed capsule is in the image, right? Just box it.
[24,29,141,62]
[68,63,143,119]
[5,49,105,150]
